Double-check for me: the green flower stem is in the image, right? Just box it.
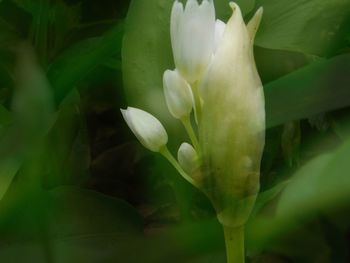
[191,82,202,124]
[223,225,245,263]
[181,116,200,153]
[160,147,197,188]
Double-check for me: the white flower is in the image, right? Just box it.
[171,0,215,84]
[163,69,193,119]
[177,142,199,174]
[121,107,168,152]
[199,4,265,227]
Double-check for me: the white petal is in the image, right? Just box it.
[173,0,216,83]
[214,19,226,53]
[171,0,184,63]
[184,0,199,13]
[121,107,168,152]
[247,7,263,42]
[163,69,193,119]
[200,2,249,101]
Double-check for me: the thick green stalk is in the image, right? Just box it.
[223,225,245,263]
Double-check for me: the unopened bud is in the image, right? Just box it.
[177,142,199,174]
[163,70,193,119]
[121,107,168,152]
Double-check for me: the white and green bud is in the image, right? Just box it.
[171,0,215,83]
[177,142,199,175]
[163,69,194,119]
[199,4,265,227]
[121,107,168,152]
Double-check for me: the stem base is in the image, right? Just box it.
[223,225,245,263]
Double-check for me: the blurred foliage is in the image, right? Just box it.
[0,0,349,262]
[255,0,350,57]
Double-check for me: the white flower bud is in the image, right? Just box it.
[177,142,199,174]
[121,107,168,152]
[163,69,193,119]
[171,0,216,83]
[199,4,265,227]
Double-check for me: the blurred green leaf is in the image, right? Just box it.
[255,0,350,56]
[11,0,81,60]
[47,1,81,52]
[248,136,350,248]
[217,0,255,20]
[250,180,289,219]
[0,45,54,200]
[276,154,333,218]
[332,109,350,140]
[122,0,173,122]
[265,220,332,263]
[0,243,46,263]
[48,22,123,105]
[0,158,21,200]
[11,0,46,14]
[254,46,311,84]
[0,17,17,47]
[44,90,90,187]
[12,45,54,130]
[49,186,143,237]
[281,121,301,167]
[0,186,144,263]
[266,53,350,128]
[0,104,11,127]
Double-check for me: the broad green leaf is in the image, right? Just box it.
[122,0,173,122]
[276,154,334,218]
[122,0,185,149]
[217,0,255,20]
[254,46,311,84]
[0,186,144,262]
[255,0,350,56]
[48,22,123,105]
[315,138,350,208]
[266,53,350,128]
[247,137,350,248]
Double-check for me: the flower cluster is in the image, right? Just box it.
[122,0,265,227]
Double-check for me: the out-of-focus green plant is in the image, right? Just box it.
[0,0,349,262]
